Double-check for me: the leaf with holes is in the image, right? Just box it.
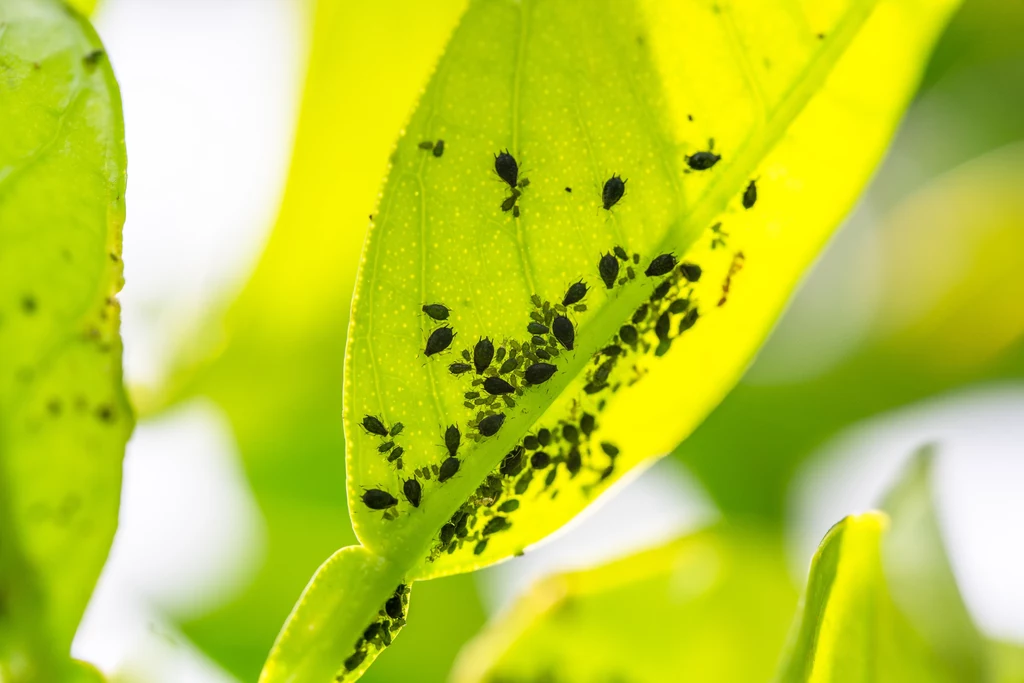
[260,0,961,680]
[0,0,130,678]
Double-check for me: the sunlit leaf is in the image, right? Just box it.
[451,526,797,683]
[263,0,960,679]
[0,0,130,678]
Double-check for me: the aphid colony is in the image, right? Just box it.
[340,583,410,677]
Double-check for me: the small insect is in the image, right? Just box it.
[378,441,395,453]
[474,337,495,374]
[580,413,596,436]
[422,303,450,320]
[593,360,614,385]
[650,280,671,301]
[524,362,557,385]
[433,139,445,157]
[388,446,404,463]
[390,422,404,437]
[563,280,588,306]
[646,253,677,277]
[552,316,575,350]
[669,299,689,314]
[599,465,615,482]
[614,245,629,261]
[601,442,620,457]
[512,205,520,218]
[655,312,671,341]
[484,376,515,395]
[679,307,699,333]
[494,149,519,188]
[364,622,383,641]
[440,523,456,546]
[498,499,520,512]
[531,335,546,347]
[619,325,638,345]
[474,539,489,555]
[523,435,540,450]
[345,650,367,671]
[362,489,398,510]
[686,149,721,171]
[527,322,549,335]
[449,362,472,375]
[514,470,533,495]
[537,428,551,446]
[83,49,105,67]
[501,189,521,212]
[499,357,519,374]
[678,262,702,282]
[418,141,435,150]
[599,253,619,289]
[742,179,757,209]
[632,304,649,325]
[381,626,393,646]
[562,424,579,444]
[566,448,582,476]
[602,174,626,210]
[545,468,558,487]
[438,456,460,482]
[495,347,506,363]
[403,479,422,508]
[385,594,404,620]
[483,517,509,535]
[531,451,551,469]
[425,326,455,356]
[445,425,461,457]
[362,415,388,436]
[478,413,506,437]
[600,345,622,357]
[500,447,525,476]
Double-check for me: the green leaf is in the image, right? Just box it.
[451,526,798,683]
[0,0,130,679]
[263,0,960,679]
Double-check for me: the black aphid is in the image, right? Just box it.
[512,206,520,218]
[678,262,702,282]
[601,442,620,457]
[536,349,551,360]
[679,307,699,333]
[478,413,506,437]
[449,362,472,375]
[381,627,392,646]
[552,316,575,350]
[523,435,540,450]
[500,447,525,477]
[438,456,460,482]
[524,362,557,385]
[580,413,596,436]
[651,280,672,301]
[743,179,757,209]
[444,425,461,457]
[655,312,671,340]
[425,326,455,356]
[499,499,520,512]
[562,424,579,444]
[364,622,383,641]
[403,479,422,508]
[390,422,404,437]
[494,149,519,188]
[499,357,519,374]
[418,141,435,150]
[483,517,509,535]
[345,650,367,671]
[362,415,388,436]
[474,337,495,374]
[669,299,689,314]
[602,174,626,210]
[378,441,395,453]
[515,470,533,495]
[687,151,721,170]
[362,489,398,510]
[619,325,638,346]
[440,523,456,546]
[385,595,404,620]
[433,139,445,157]
[599,253,619,289]
[531,335,546,346]
[528,321,549,335]
[422,303,449,320]
[613,245,629,261]
[566,448,582,476]
[537,428,551,446]
[531,451,551,469]
[501,189,521,212]
[646,253,677,277]
[484,377,515,395]
[388,446,404,463]
[474,540,489,555]
[632,304,649,325]
[563,281,588,306]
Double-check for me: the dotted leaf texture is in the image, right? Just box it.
[0,0,130,679]
[261,0,961,680]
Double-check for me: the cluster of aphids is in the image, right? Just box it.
[358,416,411,521]
[339,583,409,677]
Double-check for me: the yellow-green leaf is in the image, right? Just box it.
[0,0,130,678]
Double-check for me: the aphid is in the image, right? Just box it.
[433,139,445,157]
[83,49,105,67]
[531,451,551,469]
[474,540,489,555]
[679,307,699,333]
[388,446,404,463]
[599,465,615,482]
[632,304,649,325]
[501,189,521,212]
[518,177,531,189]
[440,523,456,546]
[687,150,721,170]
[593,360,614,385]
[742,179,757,209]
[478,413,506,437]
[655,312,671,340]
[614,245,629,261]
[566,448,582,476]
[535,349,551,360]
[514,470,533,495]
[531,335,546,346]
[523,361,557,386]
[403,479,422,508]
[465,391,480,400]
[385,595,404,620]
[599,253,619,289]
[619,325,638,345]
[552,316,575,350]
[500,447,525,477]
[601,442,620,457]
[362,415,389,436]
[444,425,461,457]
[655,338,672,357]
[390,422,404,437]
[678,262,702,282]
[438,456,460,482]
[364,622,383,641]
[527,321,549,335]
[495,347,506,363]
[418,141,435,150]
[645,253,677,277]
[651,280,672,301]
[562,424,579,444]
[494,149,519,188]
[498,499,520,513]
[462,349,471,361]
[602,174,626,210]
[362,489,398,510]
[484,377,515,395]
[422,303,450,320]
[381,626,393,647]
[537,428,551,446]
[449,362,472,375]
[523,435,540,450]
[580,413,596,436]
[626,266,636,280]
[499,357,519,374]
[425,326,455,356]
[531,294,543,307]
[483,517,509,535]
[345,650,367,671]
[474,337,495,374]
[563,280,588,306]
[545,468,558,487]
[512,206,520,218]
[565,186,572,193]
[378,441,395,453]
[669,299,689,314]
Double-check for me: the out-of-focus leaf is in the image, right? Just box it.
[62,0,98,18]
[0,0,130,678]
[993,642,1024,683]
[264,0,960,679]
[452,526,797,683]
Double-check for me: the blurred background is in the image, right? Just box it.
[69,0,1024,681]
